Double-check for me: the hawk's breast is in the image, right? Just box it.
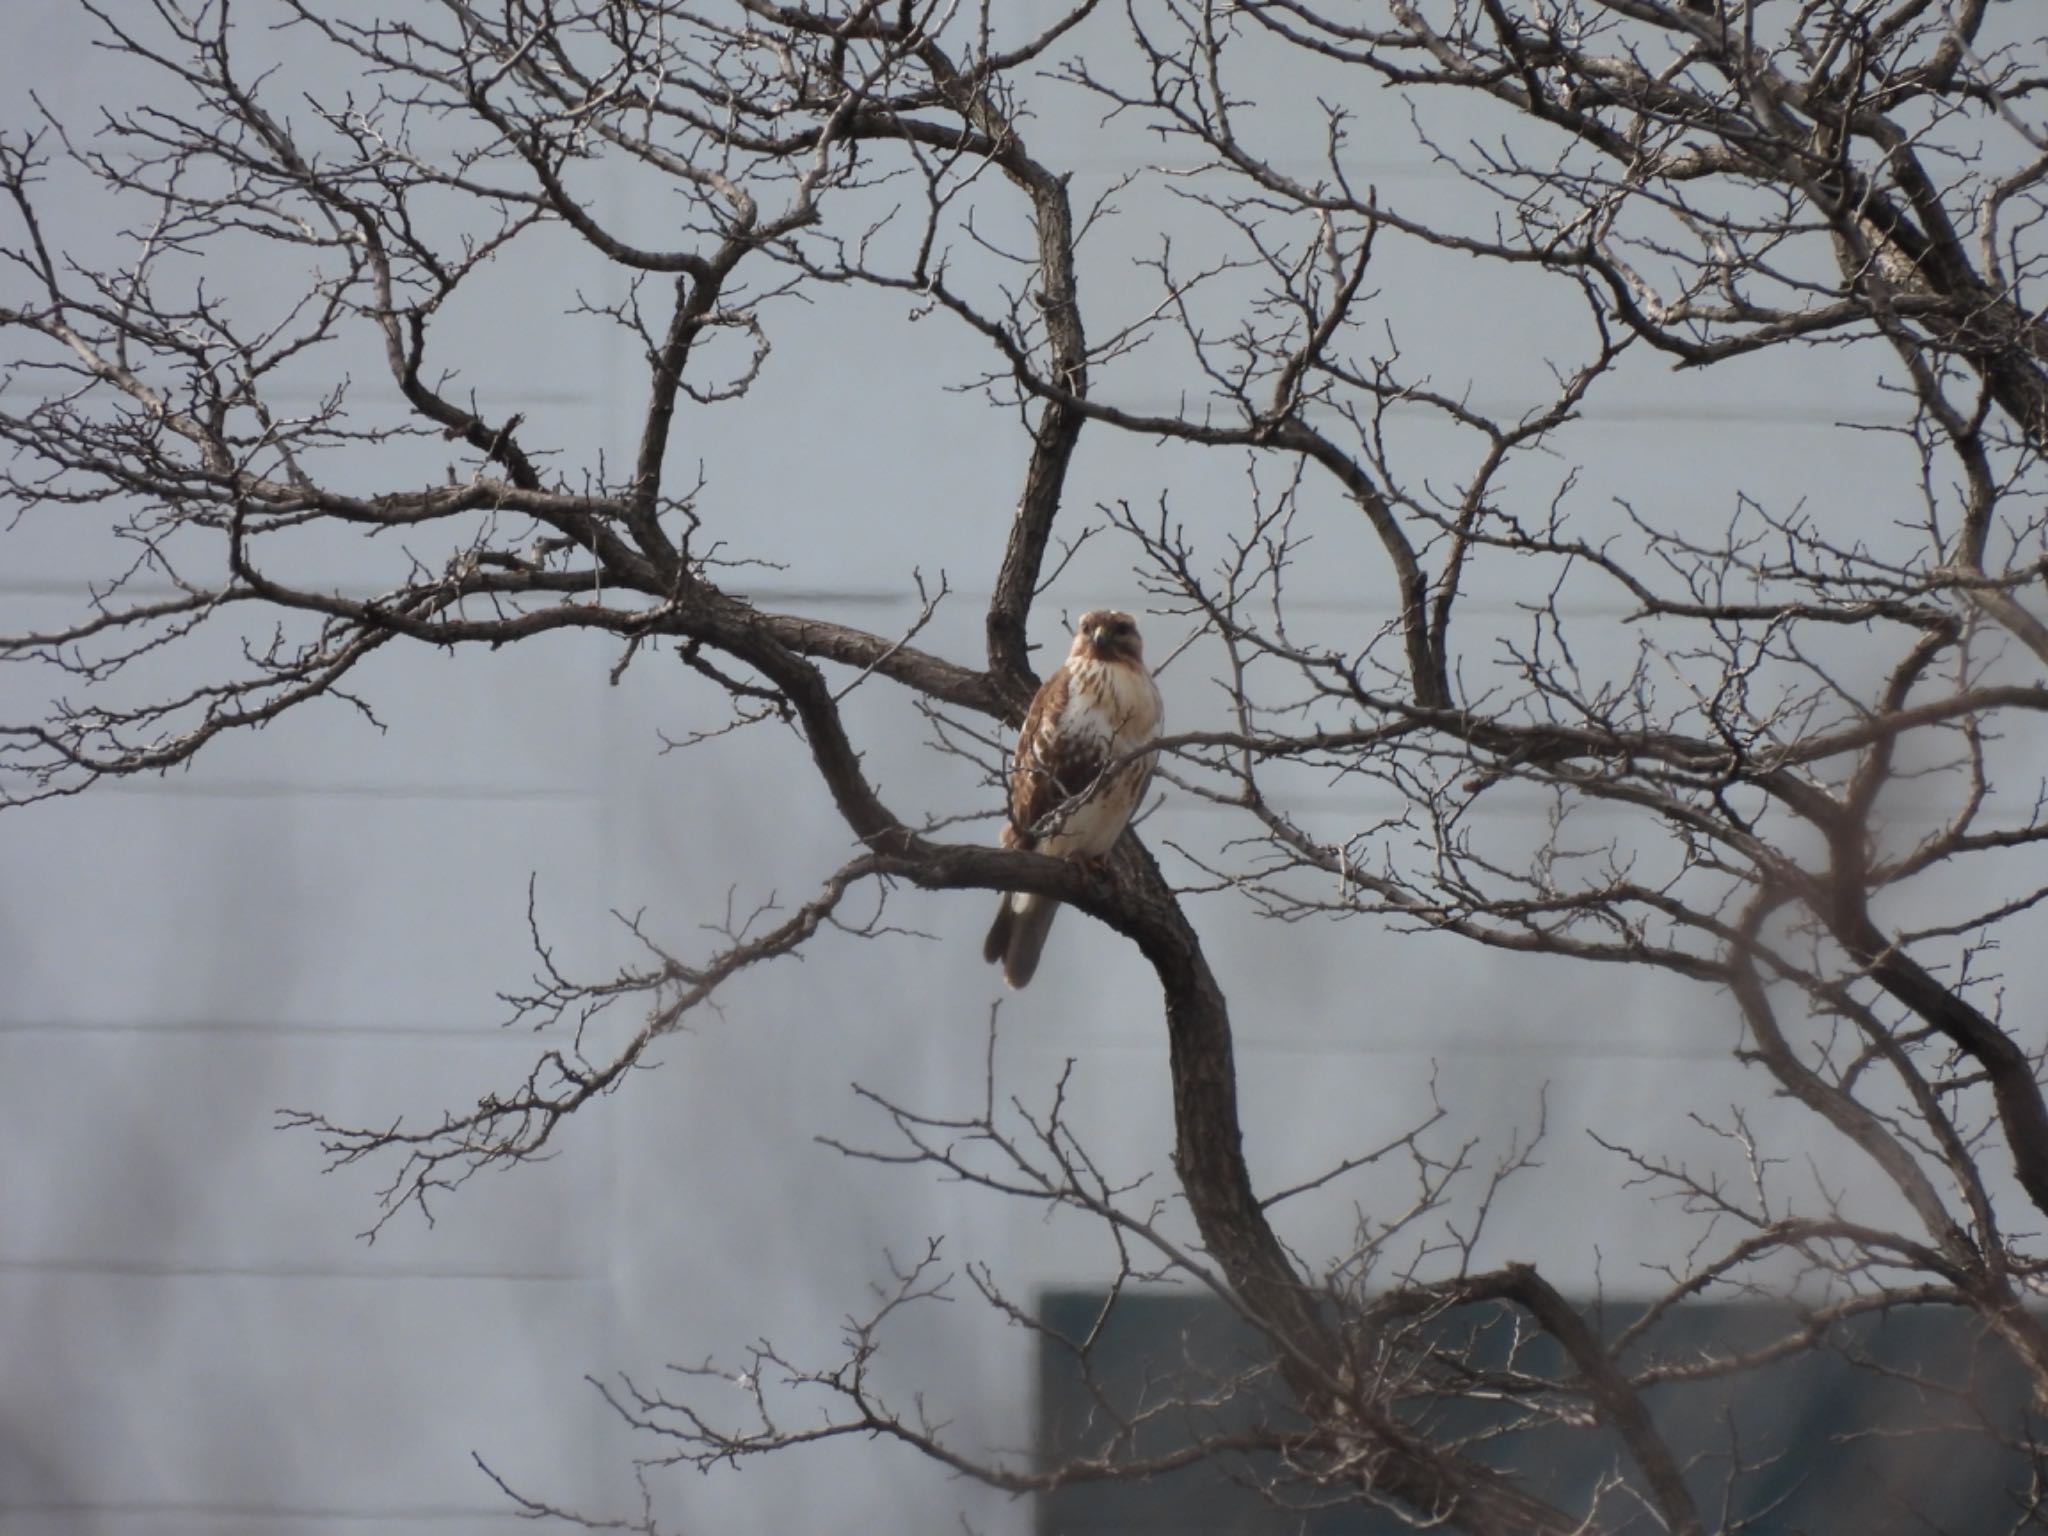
[1031,657,1162,859]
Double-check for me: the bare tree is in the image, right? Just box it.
[6,1,2048,1531]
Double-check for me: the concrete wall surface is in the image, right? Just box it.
[4,4,2044,1534]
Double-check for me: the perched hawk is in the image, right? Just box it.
[983,609,1164,989]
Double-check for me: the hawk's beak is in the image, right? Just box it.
[1089,625,1108,647]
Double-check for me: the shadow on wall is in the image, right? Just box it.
[1038,1289,2038,1535]
[0,820,325,1533]
[0,1418,92,1532]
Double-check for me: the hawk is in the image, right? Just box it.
[983,609,1164,988]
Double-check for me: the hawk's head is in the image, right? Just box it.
[1072,609,1145,666]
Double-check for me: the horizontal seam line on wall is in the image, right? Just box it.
[0,1258,599,1282]
[0,1500,528,1520]
[0,1020,563,1038]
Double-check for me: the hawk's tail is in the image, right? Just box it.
[983,891,1061,990]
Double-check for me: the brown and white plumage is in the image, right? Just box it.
[983,609,1163,988]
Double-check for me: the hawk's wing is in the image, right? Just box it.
[1005,663,1110,848]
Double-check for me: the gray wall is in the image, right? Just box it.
[3,4,2039,1533]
